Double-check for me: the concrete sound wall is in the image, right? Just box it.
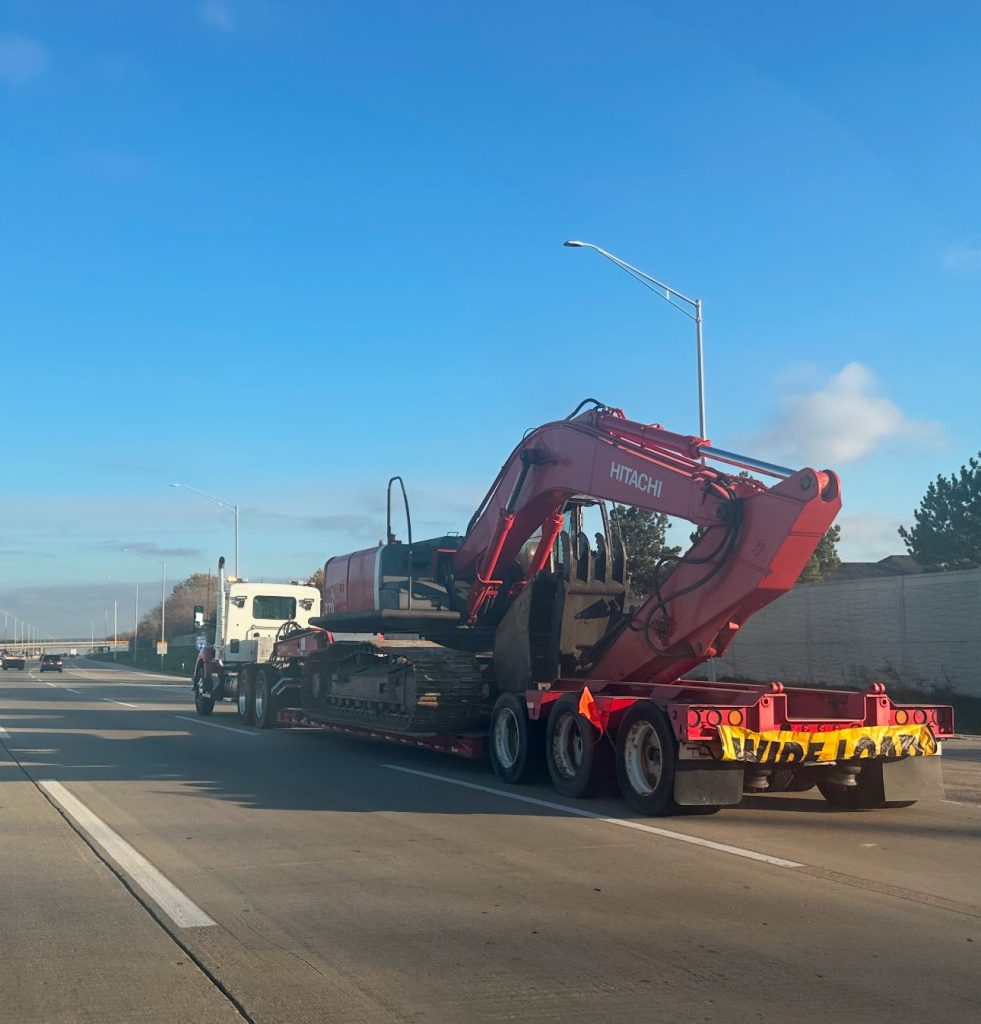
[695,568,981,698]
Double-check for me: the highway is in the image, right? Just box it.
[2,659,979,1023]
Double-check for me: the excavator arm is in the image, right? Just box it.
[454,403,841,686]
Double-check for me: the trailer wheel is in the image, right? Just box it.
[545,693,613,798]
[237,670,255,725]
[254,668,279,729]
[615,700,678,816]
[489,692,543,784]
[194,691,215,716]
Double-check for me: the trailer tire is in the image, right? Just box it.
[615,700,678,817]
[489,692,543,784]
[254,668,279,729]
[237,670,255,725]
[545,693,613,798]
[195,691,215,716]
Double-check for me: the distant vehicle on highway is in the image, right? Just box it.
[1,651,26,671]
[69,648,78,657]
[39,653,64,673]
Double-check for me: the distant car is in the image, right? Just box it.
[1,652,26,671]
[39,653,63,673]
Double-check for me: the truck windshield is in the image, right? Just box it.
[252,596,297,621]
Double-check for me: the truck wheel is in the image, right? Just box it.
[615,700,678,817]
[545,693,613,798]
[254,668,279,729]
[195,691,215,716]
[237,670,255,725]
[489,692,543,784]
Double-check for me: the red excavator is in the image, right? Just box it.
[204,401,954,815]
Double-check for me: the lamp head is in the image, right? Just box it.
[563,240,585,247]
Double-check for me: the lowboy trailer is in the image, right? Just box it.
[193,401,954,815]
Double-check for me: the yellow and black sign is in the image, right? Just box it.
[716,724,937,764]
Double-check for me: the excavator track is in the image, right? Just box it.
[300,639,487,734]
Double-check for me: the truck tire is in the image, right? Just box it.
[195,691,215,716]
[545,693,613,798]
[237,670,255,725]
[489,692,543,784]
[615,700,678,817]
[254,668,279,729]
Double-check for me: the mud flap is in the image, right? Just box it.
[871,756,944,803]
[674,762,744,806]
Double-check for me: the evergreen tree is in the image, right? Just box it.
[899,453,981,570]
[609,505,681,600]
[797,525,842,583]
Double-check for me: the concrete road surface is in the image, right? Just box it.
[2,658,979,1023]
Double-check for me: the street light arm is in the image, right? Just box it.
[170,482,237,514]
[563,240,699,310]
[170,483,240,578]
[564,238,707,441]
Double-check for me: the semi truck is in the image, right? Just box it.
[192,401,953,815]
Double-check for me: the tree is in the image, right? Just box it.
[136,572,217,643]
[307,567,324,590]
[899,453,981,570]
[797,525,841,584]
[609,505,681,600]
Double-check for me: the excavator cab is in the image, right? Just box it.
[493,498,627,691]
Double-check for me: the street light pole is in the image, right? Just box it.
[563,240,707,440]
[124,550,166,667]
[169,483,240,578]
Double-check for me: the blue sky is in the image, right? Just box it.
[1,1,979,636]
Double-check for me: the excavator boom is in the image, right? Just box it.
[454,404,841,685]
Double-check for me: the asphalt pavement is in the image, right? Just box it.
[1,658,979,1023]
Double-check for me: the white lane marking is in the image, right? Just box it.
[101,698,139,709]
[383,764,803,870]
[175,715,257,737]
[65,688,83,695]
[45,681,59,688]
[38,780,216,928]
[0,725,10,740]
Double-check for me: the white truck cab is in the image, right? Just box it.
[217,580,320,665]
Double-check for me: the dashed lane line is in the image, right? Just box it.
[38,780,216,929]
[382,763,804,870]
[174,714,258,737]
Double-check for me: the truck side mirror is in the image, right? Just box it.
[193,605,205,629]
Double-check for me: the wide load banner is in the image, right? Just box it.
[716,724,937,764]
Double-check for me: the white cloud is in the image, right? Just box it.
[746,361,944,465]
[836,511,906,562]
[942,245,981,274]
[200,1,234,31]
[0,34,49,86]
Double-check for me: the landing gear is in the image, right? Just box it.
[489,692,543,784]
